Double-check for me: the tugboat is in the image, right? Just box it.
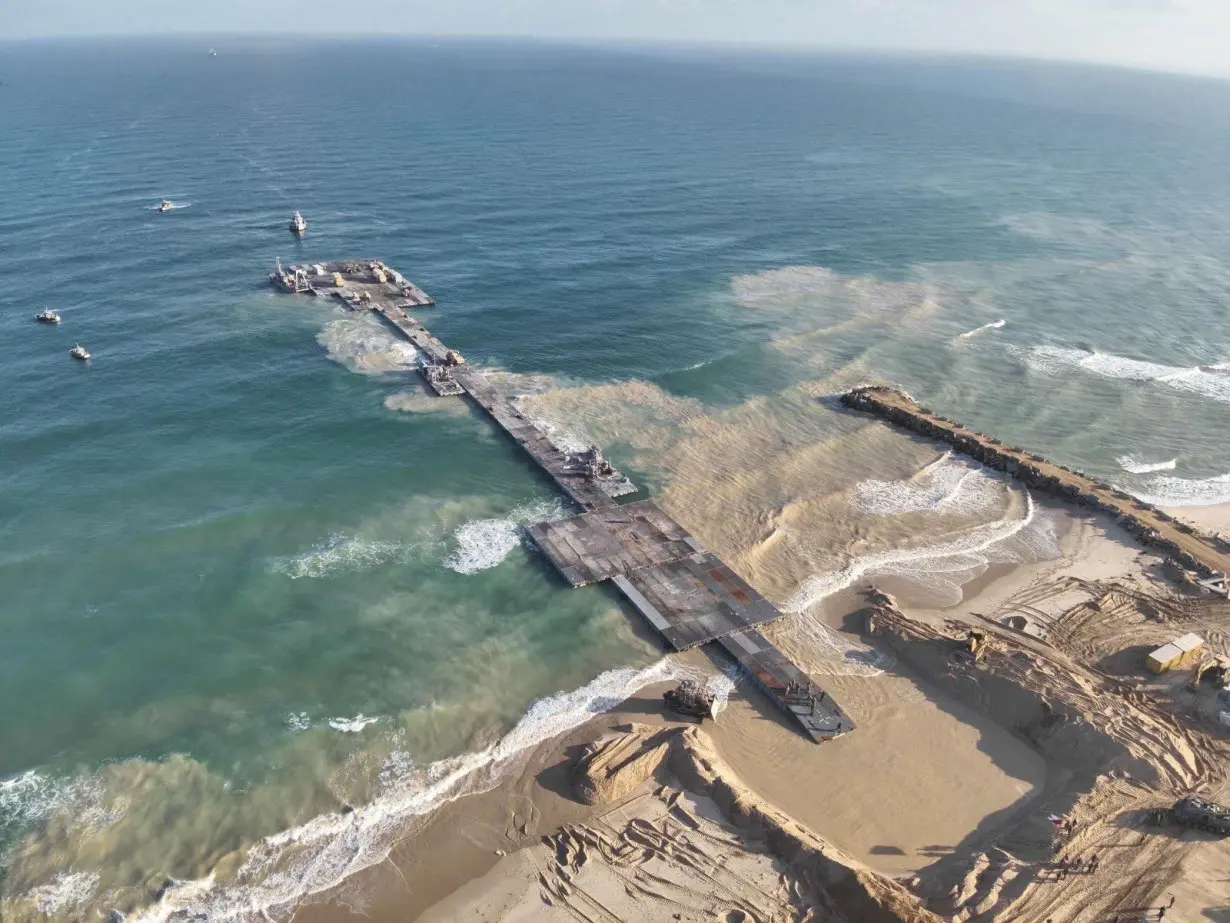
[70,343,91,361]
[663,680,716,721]
[157,200,174,213]
[36,309,62,325]
[289,210,307,235]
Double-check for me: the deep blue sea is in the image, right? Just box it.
[2,37,1230,921]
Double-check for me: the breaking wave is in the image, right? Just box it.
[787,489,1059,612]
[856,453,1004,518]
[1022,345,1230,405]
[443,499,568,575]
[0,768,119,843]
[127,658,705,923]
[327,715,382,734]
[1123,472,1230,508]
[1117,455,1178,475]
[27,871,100,916]
[957,319,1006,340]
[269,535,410,580]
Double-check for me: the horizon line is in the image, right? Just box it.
[1,32,1228,84]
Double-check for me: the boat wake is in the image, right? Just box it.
[958,318,1006,340]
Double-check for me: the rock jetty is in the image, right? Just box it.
[841,386,1230,582]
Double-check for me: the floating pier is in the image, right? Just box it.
[271,259,854,743]
[843,385,1230,586]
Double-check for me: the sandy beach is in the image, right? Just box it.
[277,490,1230,923]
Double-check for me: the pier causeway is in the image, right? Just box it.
[271,259,854,742]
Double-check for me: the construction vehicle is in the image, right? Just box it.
[1172,795,1230,835]
[664,680,716,721]
[955,629,990,663]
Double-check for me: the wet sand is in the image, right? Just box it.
[305,484,1224,922]
[294,515,1120,921]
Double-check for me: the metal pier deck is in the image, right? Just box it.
[271,259,854,743]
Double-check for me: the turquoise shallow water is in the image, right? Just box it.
[2,37,1230,919]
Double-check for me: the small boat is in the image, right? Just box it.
[157,200,174,212]
[289,210,307,235]
[208,49,218,57]
[70,343,90,361]
[36,309,62,325]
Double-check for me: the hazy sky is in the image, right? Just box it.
[4,0,1230,78]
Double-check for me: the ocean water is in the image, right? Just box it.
[2,37,1230,920]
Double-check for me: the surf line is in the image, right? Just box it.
[270,259,855,744]
[842,385,1230,589]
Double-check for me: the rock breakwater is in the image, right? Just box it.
[841,386,1230,582]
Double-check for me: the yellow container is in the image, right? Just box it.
[1147,644,1182,674]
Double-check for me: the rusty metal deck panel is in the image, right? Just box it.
[622,553,785,650]
[526,500,701,587]
[718,629,856,742]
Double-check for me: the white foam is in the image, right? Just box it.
[26,870,100,916]
[958,319,1006,340]
[327,715,382,734]
[779,618,893,678]
[1117,455,1178,475]
[0,768,117,840]
[377,751,415,793]
[856,454,1005,518]
[443,499,568,575]
[317,316,421,375]
[703,663,741,716]
[130,658,701,923]
[1124,473,1230,508]
[1022,345,1230,405]
[284,713,311,733]
[269,534,409,580]
[530,418,591,454]
[787,489,1056,613]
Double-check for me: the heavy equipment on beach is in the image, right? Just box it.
[1172,795,1230,835]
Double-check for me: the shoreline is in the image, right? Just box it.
[290,487,1226,922]
[71,493,1230,923]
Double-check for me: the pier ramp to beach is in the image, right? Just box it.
[271,259,854,743]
